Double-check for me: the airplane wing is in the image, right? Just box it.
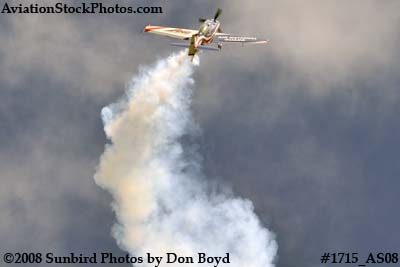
[144,25,198,40]
[170,43,220,51]
[216,34,269,45]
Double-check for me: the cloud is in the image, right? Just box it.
[211,0,400,93]
[0,0,168,98]
[1,2,400,267]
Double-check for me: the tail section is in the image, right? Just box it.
[189,35,198,56]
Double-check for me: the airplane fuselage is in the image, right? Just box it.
[195,19,220,48]
[143,8,268,57]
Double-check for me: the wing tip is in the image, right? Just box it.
[253,39,269,44]
[144,25,164,33]
[144,25,151,32]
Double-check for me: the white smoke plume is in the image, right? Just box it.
[95,51,277,267]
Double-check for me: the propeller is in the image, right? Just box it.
[213,8,222,21]
[199,9,222,23]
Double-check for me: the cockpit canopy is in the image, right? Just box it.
[198,20,218,37]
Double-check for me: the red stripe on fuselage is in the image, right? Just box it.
[195,24,220,48]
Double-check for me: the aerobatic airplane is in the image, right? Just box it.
[144,9,268,57]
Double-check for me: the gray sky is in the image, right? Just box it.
[1,0,400,266]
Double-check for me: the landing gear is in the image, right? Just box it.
[217,43,222,50]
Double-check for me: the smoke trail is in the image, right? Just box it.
[95,51,277,267]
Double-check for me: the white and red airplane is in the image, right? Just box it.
[144,9,268,57]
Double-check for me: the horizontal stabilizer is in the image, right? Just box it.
[170,43,220,51]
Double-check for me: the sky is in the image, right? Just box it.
[1,0,400,266]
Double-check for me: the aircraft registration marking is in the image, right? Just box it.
[219,36,257,42]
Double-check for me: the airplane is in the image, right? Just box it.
[143,8,268,58]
